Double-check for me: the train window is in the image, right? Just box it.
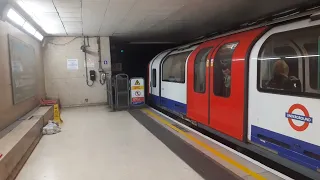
[162,51,192,83]
[273,46,299,78]
[257,26,320,97]
[194,47,212,93]
[152,69,156,87]
[304,43,319,90]
[213,42,238,97]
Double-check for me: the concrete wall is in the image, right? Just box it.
[0,21,45,131]
[43,37,111,107]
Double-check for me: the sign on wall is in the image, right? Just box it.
[67,59,78,70]
[130,78,145,106]
[84,58,95,68]
[8,35,36,104]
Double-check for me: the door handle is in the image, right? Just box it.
[161,88,164,90]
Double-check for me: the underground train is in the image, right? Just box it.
[148,11,320,175]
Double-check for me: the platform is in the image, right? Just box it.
[16,106,292,180]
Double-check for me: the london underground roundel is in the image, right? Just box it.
[285,104,313,132]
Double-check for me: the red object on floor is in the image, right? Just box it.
[0,154,3,158]
[40,98,58,106]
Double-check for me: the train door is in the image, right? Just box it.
[248,19,320,171]
[187,38,226,125]
[150,50,170,106]
[209,28,266,141]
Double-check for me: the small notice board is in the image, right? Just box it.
[130,78,145,106]
[67,59,78,70]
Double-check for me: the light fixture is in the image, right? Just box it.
[6,7,45,41]
[17,0,58,34]
[285,55,320,59]
[34,31,43,41]
[7,8,25,26]
[23,22,36,35]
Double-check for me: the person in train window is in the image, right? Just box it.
[221,60,231,96]
[266,59,301,92]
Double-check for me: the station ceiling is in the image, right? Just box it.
[13,0,320,43]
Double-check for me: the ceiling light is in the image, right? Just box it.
[17,0,53,34]
[7,9,25,26]
[23,22,36,35]
[34,31,43,41]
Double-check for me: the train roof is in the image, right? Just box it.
[168,6,320,52]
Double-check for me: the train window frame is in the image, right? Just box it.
[152,69,156,87]
[194,47,212,93]
[256,26,320,99]
[162,51,192,84]
[213,42,239,98]
[303,43,319,91]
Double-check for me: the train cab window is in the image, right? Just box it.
[162,51,192,83]
[194,47,212,93]
[213,42,238,97]
[152,69,156,87]
[258,26,320,97]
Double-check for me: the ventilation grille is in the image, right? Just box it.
[257,134,291,149]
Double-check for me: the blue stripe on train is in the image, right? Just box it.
[251,125,320,171]
[149,94,186,115]
[149,94,160,105]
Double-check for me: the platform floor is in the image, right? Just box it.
[15,106,205,180]
[16,106,290,180]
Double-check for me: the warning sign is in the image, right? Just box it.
[130,78,145,106]
[132,86,143,90]
[53,104,63,125]
[135,91,141,96]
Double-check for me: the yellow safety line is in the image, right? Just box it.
[142,109,266,180]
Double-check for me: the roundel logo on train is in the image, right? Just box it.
[285,104,313,132]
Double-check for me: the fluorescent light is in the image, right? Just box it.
[17,0,56,34]
[255,55,320,61]
[7,9,25,26]
[256,57,281,61]
[285,55,320,59]
[23,22,36,35]
[34,31,43,41]
[6,7,45,41]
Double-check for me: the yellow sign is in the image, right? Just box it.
[135,80,140,85]
[53,104,63,124]
[132,86,144,90]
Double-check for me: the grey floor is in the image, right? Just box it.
[16,106,203,180]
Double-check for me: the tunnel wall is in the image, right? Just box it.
[110,41,176,101]
[0,21,45,132]
[43,37,111,107]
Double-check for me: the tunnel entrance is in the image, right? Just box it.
[110,39,177,101]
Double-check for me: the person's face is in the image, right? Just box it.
[222,69,230,75]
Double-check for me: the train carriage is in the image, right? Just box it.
[148,13,320,175]
[249,19,320,172]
